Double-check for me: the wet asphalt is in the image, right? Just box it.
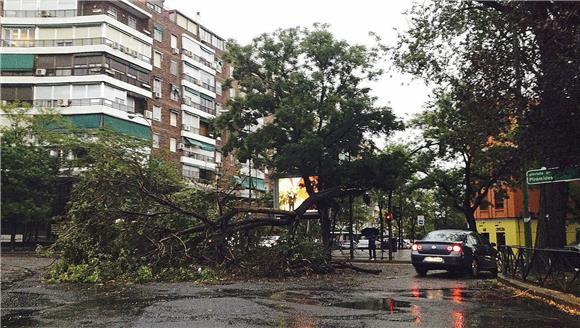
[1,255,578,327]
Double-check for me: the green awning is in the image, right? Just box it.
[62,114,150,140]
[236,176,266,192]
[0,54,35,71]
[103,115,150,140]
[184,137,215,151]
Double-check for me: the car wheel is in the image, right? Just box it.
[469,259,480,278]
[415,267,428,276]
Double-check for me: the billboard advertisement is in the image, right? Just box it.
[276,176,318,211]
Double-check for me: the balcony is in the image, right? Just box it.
[182,149,215,163]
[182,97,216,116]
[182,50,214,71]
[2,9,148,35]
[0,38,151,64]
[34,98,140,114]
[182,74,216,93]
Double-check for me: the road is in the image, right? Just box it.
[1,255,578,327]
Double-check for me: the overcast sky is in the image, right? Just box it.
[165,0,432,143]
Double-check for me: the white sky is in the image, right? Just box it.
[165,0,432,144]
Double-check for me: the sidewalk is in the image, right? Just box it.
[497,275,580,313]
[331,248,411,263]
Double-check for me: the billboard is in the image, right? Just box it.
[276,176,318,211]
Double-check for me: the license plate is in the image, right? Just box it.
[423,256,444,263]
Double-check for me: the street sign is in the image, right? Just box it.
[417,215,425,226]
[527,166,580,185]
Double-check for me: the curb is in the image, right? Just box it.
[497,275,580,312]
[333,259,411,264]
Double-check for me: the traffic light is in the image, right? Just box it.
[386,212,393,221]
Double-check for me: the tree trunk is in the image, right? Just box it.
[531,7,578,248]
[465,210,477,232]
[319,206,332,259]
[536,183,568,248]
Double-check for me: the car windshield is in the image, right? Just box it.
[423,231,468,243]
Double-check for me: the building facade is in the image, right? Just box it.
[0,0,267,193]
[475,186,580,247]
[0,0,267,246]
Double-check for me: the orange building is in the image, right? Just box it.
[475,185,580,247]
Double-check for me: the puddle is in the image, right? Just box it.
[330,298,411,312]
[1,309,42,327]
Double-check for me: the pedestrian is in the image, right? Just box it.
[368,234,377,260]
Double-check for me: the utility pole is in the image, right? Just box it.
[379,199,384,260]
[349,195,354,260]
[388,190,393,261]
[523,167,533,248]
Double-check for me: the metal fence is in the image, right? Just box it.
[499,245,580,295]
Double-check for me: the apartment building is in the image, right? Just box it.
[0,0,152,138]
[0,0,267,195]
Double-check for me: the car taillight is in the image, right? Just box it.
[452,244,462,253]
[411,244,418,251]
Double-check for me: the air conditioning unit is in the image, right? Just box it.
[182,124,191,131]
[177,143,185,150]
[110,42,119,49]
[57,99,70,107]
[154,91,161,98]
[130,50,138,57]
[183,96,192,105]
[142,29,151,35]
[144,110,153,119]
[35,68,46,76]
[141,83,151,89]
[40,10,52,17]
[172,48,180,55]
[183,49,192,57]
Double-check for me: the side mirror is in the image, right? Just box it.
[491,242,497,247]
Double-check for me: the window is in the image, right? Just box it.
[154,26,163,42]
[154,5,162,13]
[128,16,137,30]
[200,28,211,43]
[494,190,506,210]
[171,34,178,49]
[153,106,162,121]
[182,165,199,180]
[152,133,160,148]
[153,51,162,68]
[216,81,222,96]
[170,138,176,152]
[170,84,179,101]
[170,111,178,127]
[480,194,489,210]
[153,78,162,96]
[170,60,178,75]
[107,6,118,19]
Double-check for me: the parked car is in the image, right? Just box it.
[357,237,369,249]
[564,242,580,252]
[411,229,500,277]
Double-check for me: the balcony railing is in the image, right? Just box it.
[3,9,77,17]
[0,38,151,64]
[2,67,150,89]
[2,10,146,34]
[34,98,138,113]
[182,50,214,70]
[183,149,215,163]
[182,97,216,116]
[181,124,201,134]
[182,74,216,93]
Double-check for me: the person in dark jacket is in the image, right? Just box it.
[368,234,377,260]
